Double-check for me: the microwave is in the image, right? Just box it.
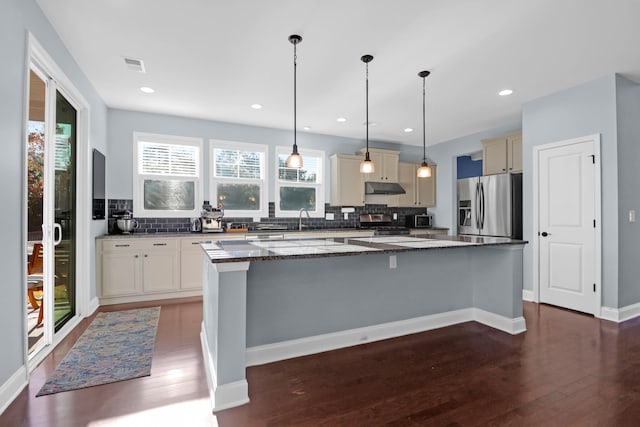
[405,214,433,228]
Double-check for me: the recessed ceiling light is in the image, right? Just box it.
[404,128,414,133]
[303,126,311,131]
[499,89,513,96]
[251,103,263,109]
[140,86,154,94]
[336,117,347,123]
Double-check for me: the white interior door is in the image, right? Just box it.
[537,136,599,314]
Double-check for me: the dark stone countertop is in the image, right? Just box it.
[202,234,527,263]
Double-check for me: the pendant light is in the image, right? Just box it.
[359,54,375,174]
[286,34,303,168]
[417,70,433,178]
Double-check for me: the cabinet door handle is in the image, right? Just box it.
[192,241,211,245]
[153,243,167,246]
[115,244,130,248]
[134,254,139,258]
[144,254,148,257]
[502,168,506,171]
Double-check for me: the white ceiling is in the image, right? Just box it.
[37,0,640,147]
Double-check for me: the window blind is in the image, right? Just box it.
[139,141,199,177]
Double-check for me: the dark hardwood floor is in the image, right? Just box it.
[3,300,640,426]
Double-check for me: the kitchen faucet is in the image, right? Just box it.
[299,208,310,231]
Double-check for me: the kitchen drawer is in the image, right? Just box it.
[102,238,178,252]
[181,237,215,251]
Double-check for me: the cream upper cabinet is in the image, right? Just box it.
[390,163,437,207]
[482,132,522,175]
[356,148,399,182]
[416,164,437,207]
[330,154,365,206]
[507,133,522,172]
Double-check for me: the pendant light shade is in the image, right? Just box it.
[286,34,303,169]
[360,54,375,174]
[417,70,432,178]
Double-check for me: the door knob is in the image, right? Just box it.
[541,232,550,237]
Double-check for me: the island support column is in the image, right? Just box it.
[200,258,250,412]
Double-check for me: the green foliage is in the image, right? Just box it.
[28,126,44,233]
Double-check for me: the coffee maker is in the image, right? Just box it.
[201,202,224,233]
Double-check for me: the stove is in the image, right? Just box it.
[358,213,411,235]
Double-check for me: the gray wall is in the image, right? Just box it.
[245,246,523,347]
[0,0,107,386]
[615,75,640,307]
[108,109,424,202]
[521,75,619,307]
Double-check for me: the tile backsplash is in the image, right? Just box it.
[107,199,429,234]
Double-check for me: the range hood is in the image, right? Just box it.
[364,181,406,195]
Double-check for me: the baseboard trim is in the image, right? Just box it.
[246,308,525,367]
[200,323,249,412]
[99,289,202,306]
[473,309,527,334]
[522,289,535,302]
[0,366,27,416]
[86,297,99,317]
[600,303,640,323]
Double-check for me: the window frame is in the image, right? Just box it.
[275,146,325,218]
[133,132,203,218]
[210,139,269,218]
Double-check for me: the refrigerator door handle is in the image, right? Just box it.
[480,182,485,230]
[474,182,480,229]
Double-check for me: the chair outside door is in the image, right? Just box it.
[27,243,44,325]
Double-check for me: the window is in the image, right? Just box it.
[133,132,202,217]
[210,140,268,218]
[275,147,325,217]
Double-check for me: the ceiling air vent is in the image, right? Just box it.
[123,57,146,73]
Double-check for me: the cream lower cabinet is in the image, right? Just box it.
[98,235,240,304]
[390,163,437,207]
[180,236,217,290]
[99,238,181,304]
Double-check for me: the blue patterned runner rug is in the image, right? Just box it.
[36,306,161,396]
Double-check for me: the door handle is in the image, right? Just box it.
[480,183,485,229]
[53,223,63,246]
[541,232,551,237]
[474,183,480,229]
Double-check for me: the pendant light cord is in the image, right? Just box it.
[366,61,369,151]
[293,41,297,150]
[422,75,426,161]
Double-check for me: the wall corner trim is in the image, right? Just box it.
[0,365,28,416]
[200,323,249,412]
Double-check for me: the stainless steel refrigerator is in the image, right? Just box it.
[457,173,522,239]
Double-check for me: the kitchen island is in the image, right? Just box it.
[200,235,526,411]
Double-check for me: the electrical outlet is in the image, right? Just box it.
[393,212,398,220]
[344,212,349,220]
[389,255,397,269]
[630,210,636,223]
[325,213,335,220]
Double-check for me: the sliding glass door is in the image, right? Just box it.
[26,67,78,355]
[52,90,76,330]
